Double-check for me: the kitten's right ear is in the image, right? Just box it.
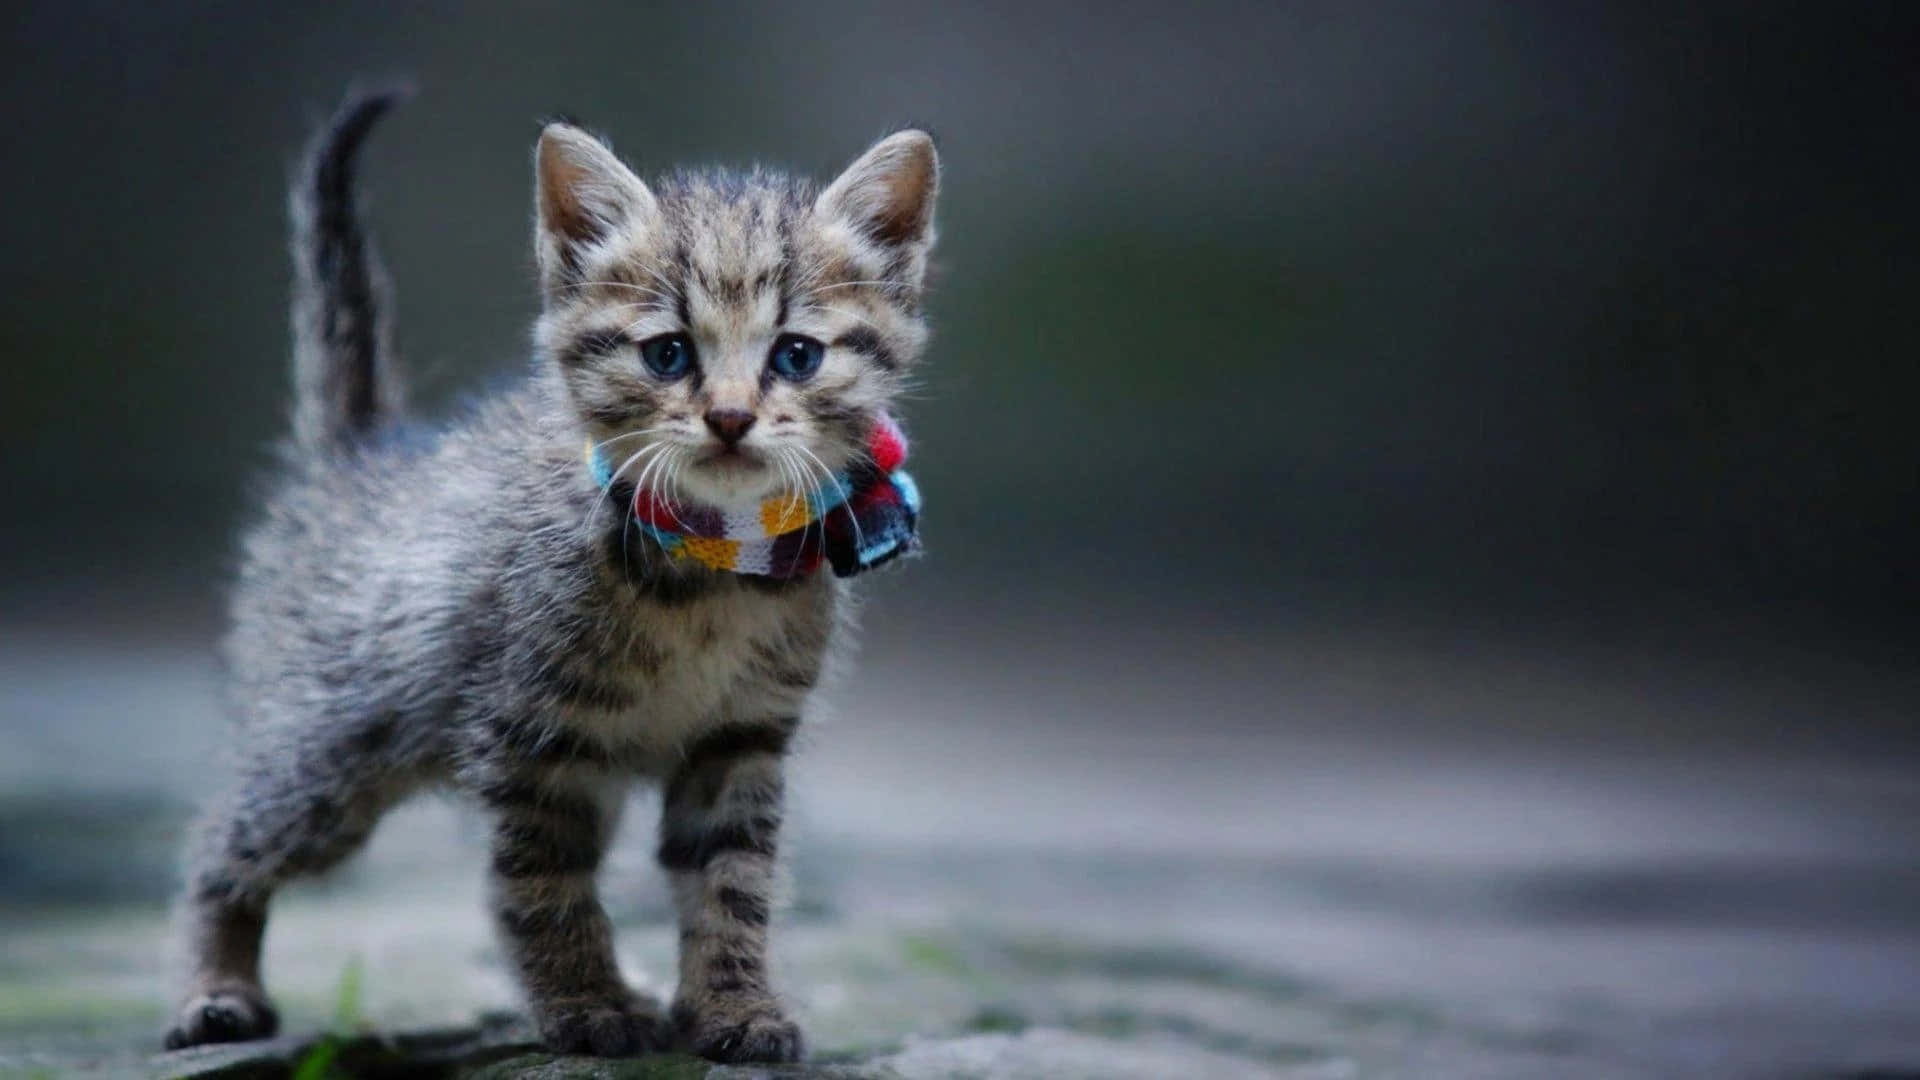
[816,129,939,252]
[534,123,656,288]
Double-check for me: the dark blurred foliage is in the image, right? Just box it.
[1,1,1913,647]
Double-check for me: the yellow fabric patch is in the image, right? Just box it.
[760,495,814,536]
[678,536,740,570]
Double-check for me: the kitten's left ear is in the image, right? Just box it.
[816,129,940,252]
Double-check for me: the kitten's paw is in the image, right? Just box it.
[162,985,280,1049]
[536,994,673,1057]
[676,998,805,1064]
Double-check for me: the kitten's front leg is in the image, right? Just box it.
[482,772,670,1056]
[658,718,803,1064]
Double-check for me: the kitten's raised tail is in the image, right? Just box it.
[288,86,410,451]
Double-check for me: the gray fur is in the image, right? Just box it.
[166,92,939,1065]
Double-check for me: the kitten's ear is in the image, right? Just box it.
[816,129,939,251]
[534,123,656,287]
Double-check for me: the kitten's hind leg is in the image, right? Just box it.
[165,897,276,1050]
[166,742,410,1049]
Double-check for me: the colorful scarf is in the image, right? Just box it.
[587,413,920,580]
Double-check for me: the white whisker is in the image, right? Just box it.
[629,446,676,572]
[778,447,807,517]
[585,440,673,578]
[624,262,686,298]
[588,425,672,455]
[632,443,672,514]
[663,449,693,527]
[794,443,864,556]
[577,442,656,541]
[801,280,921,296]
[778,446,813,578]
[543,280,679,305]
[798,303,887,334]
[648,445,696,535]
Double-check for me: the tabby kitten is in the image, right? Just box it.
[164,91,937,1065]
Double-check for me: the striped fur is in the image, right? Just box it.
[288,88,409,451]
[166,92,938,1065]
[660,720,800,1060]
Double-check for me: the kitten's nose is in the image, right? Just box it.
[703,408,757,446]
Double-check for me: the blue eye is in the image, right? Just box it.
[639,334,695,379]
[768,334,824,381]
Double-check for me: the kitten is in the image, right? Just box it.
[164,89,937,1064]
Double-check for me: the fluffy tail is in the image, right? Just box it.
[289,87,409,452]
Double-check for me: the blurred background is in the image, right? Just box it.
[2,4,1917,1077]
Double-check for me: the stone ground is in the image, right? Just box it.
[4,607,1920,1078]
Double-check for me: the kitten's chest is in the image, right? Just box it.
[583,574,836,755]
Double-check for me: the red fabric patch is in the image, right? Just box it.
[851,484,899,513]
[868,416,907,473]
[633,490,673,530]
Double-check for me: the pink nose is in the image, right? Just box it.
[703,408,756,446]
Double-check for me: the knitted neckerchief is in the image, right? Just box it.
[587,413,920,580]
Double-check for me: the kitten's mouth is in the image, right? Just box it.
[698,446,765,471]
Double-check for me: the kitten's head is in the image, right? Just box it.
[531,123,937,506]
